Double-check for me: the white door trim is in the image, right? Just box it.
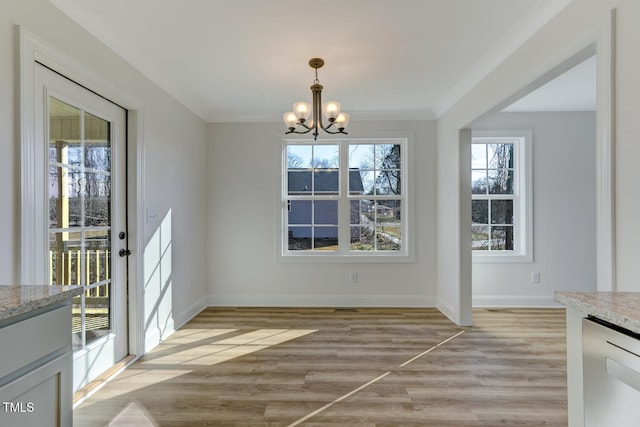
[595,9,616,292]
[18,25,146,357]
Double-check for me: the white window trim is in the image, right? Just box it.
[278,137,414,264]
[472,130,533,263]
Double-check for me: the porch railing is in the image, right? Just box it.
[49,249,110,298]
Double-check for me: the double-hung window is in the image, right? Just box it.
[471,131,532,262]
[283,139,407,259]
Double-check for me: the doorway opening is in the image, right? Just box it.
[469,51,598,308]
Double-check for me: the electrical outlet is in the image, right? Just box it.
[531,272,541,283]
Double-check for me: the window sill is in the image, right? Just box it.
[278,252,415,264]
[472,253,532,263]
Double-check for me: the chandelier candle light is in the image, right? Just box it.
[283,58,350,140]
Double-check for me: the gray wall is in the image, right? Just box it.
[207,120,438,307]
[471,112,597,305]
[1,0,209,351]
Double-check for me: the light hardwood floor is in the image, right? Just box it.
[73,307,567,426]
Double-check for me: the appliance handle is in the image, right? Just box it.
[606,358,640,392]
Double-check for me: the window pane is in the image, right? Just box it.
[49,165,62,228]
[375,144,400,170]
[314,227,338,251]
[350,200,364,225]
[472,200,488,224]
[471,170,487,194]
[358,170,375,195]
[288,145,312,168]
[472,226,489,250]
[49,231,82,285]
[376,226,401,251]
[68,172,86,227]
[377,200,401,225]
[352,199,375,223]
[288,227,311,250]
[288,170,312,195]
[84,229,111,284]
[350,226,374,251]
[375,170,401,195]
[471,144,487,168]
[488,143,513,169]
[288,200,311,224]
[487,169,513,194]
[84,112,109,144]
[49,97,81,142]
[85,172,111,227]
[313,145,339,168]
[85,143,111,173]
[84,282,111,345]
[491,200,513,225]
[313,169,339,194]
[349,144,373,169]
[491,226,514,250]
[314,200,338,225]
[348,169,366,195]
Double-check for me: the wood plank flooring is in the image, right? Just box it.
[73,307,567,426]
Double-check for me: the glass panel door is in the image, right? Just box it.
[49,97,113,350]
[37,63,128,392]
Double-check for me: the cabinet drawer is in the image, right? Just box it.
[0,306,70,380]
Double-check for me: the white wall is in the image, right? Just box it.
[1,0,209,352]
[207,120,438,307]
[471,112,597,306]
[437,0,640,325]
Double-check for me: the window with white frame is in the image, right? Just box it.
[471,131,532,261]
[283,139,406,258]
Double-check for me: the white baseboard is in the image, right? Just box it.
[435,297,457,323]
[143,295,208,353]
[472,294,561,308]
[205,294,437,308]
[173,295,209,330]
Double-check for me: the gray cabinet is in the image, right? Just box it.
[0,304,73,427]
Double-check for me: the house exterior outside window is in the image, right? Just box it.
[472,131,532,262]
[282,139,409,261]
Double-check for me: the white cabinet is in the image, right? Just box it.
[0,304,73,427]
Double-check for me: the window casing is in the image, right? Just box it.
[282,139,409,260]
[471,131,532,262]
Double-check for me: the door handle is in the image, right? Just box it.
[119,249,131,257]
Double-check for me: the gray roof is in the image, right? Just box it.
[288,168,364,193]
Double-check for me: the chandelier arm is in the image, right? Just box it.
[320,128,348,135]
[285,127,313,135]
[319,120,336,132]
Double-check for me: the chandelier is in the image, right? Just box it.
[283,58,350,140]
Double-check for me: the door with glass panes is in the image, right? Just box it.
[36,63,128,392]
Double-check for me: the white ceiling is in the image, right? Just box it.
[49,0,583,123]
[503,54,596,112]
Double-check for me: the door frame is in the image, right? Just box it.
[18,26,146,358]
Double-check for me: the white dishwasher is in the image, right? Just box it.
[583,316,640,427]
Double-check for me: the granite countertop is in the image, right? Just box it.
[0,285,83,322]
[554,291,640,334]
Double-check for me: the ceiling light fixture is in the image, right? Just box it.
[283,58,350,140]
